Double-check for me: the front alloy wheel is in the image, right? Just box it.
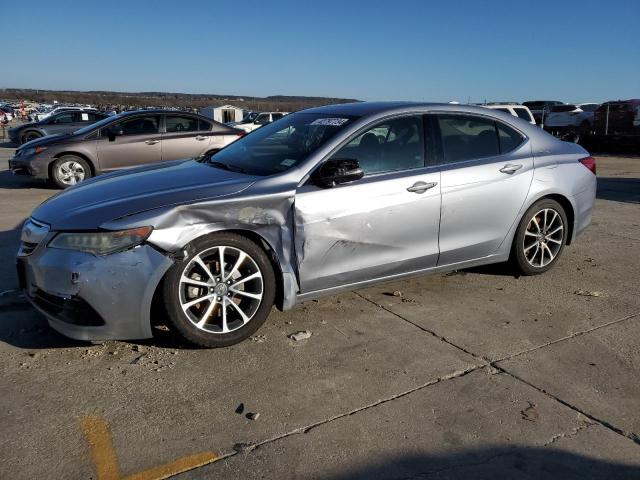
[163,233,276,347]
[512,199,568,275]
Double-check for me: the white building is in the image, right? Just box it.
[199,104,244,123]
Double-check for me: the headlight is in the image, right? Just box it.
[22,146,47,156]
[48,226,153,255]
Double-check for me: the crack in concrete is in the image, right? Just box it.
[252,363,484,446]
[174,299,640,477]
[542,420,595,447]
[493,311,640,364]
[355,293,640,448]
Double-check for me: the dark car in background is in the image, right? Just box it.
[9,110,245,188]
[593,100,640,136]
[8,110,109,145]
[522,100,564,125]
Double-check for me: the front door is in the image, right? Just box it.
[96,115,162,171]
[435,113,534,265]
[294,114,441,293]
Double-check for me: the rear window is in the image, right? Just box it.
[437,114,500,163]
[497,123,525,153]
[579,104,599,112]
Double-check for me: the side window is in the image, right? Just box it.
[166,116,199,133]
[272,113,284,120]
[255,114,270,125]
[437,114,499,163]
[53,112,77,124]
[497,123,525,154]
[514,108,533,121]
[332,115,425,175]
[107,116,160,136]
[87,113,104,122]
[198,119,213,131]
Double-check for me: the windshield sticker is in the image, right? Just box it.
[81,113,89,121]
[310,118,349,126]
[280,158,296,167]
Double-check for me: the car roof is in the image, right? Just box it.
[481,104,529,109]
[303,101,449,116]
[118,109,203,117]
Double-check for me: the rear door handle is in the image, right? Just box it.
[407,181,438,194]
[145,139,160,145]
[195,135,208,141]
[499,163,523,174]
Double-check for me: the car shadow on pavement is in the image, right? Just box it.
[597,177,640,204]
[325,447,640,480]
[0,170,54,190]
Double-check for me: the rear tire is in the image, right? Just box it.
[51,155,92,189]
[21,131,42,144]
[162,233,276,348]
[511,199,568,275]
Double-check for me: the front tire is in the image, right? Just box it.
[51,155,92,188]
[511,199,568,275]
[162,233,276,348]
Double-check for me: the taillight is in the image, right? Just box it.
[579,156,596,174]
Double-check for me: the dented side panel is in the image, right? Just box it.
[293,168,442,293]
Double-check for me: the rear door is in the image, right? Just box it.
[96,115,162,170]
[435,113,533,265]
[161,115,212,160]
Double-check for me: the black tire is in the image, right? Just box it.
[21,131,42,144]
[511,198,568,276]
[50,155,93,189]
[162,233,276,348]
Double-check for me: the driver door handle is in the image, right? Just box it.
[145,139,160,145]
[195,135,208,141]
[407,181,438,194]
[500,163,523,174]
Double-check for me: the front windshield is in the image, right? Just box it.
[208,112,358,176]
[73,114,121,135]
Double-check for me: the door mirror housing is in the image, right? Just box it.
[313,158,364,188]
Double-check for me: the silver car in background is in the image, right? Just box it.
[17,102,597,347]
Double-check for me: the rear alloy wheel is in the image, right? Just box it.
[163,233,276,347]
[51,156,92,188]
[21,131,42,144]
[512,199,568,275]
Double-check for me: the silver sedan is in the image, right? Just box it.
[17,102,597,347]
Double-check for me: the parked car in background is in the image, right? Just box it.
[8,110,109,145]
[230,111,288,132]
[593,100,640,136]
[479,103,536,124]
[522,101,564,125]
[9,110,245,188]
[0,104,15,121]
[35,106,97,122]
[544,103,599,140]
[16,102,596,347]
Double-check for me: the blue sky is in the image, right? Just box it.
[3,0,639,103]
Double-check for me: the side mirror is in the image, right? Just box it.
[313,158,364,188]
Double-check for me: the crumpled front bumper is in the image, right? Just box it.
[18,243,174,341]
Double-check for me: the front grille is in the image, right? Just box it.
[31,289,105,326]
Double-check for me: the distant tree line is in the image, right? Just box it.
[0,88,359,112]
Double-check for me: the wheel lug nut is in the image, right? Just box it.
[217,296,222,301]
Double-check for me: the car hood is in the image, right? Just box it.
[32,160,257,230]
[19,132,74,150]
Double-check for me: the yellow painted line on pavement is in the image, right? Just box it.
[81,415,219,480]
